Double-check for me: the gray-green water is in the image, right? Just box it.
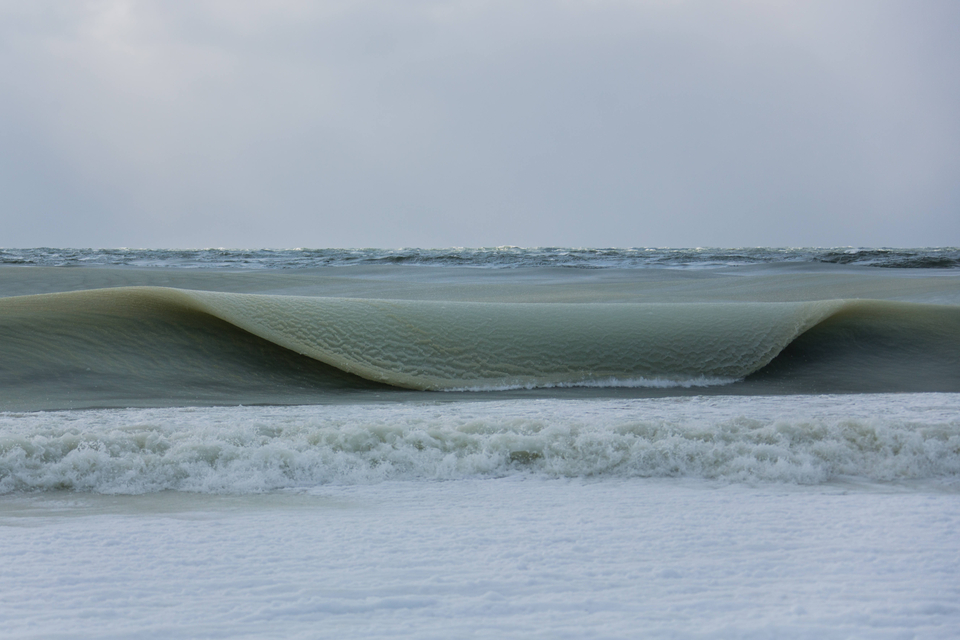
[1,252,958,411]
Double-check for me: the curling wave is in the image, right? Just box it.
[0,287,959,410]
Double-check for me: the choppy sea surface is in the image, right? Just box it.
[1,247,959,639]
[4,245,960,269]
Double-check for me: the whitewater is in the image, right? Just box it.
[1,248,959,639]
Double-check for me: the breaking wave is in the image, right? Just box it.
[2,395,959,493]
[1,286,958,410]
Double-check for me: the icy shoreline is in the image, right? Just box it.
[2,477,959,639]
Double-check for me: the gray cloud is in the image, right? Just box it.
[1,0,958,248]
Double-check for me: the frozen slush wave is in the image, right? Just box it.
[2,396,959,493]
[0,287,859,387]
[182,288,840,389]
[1,286,958,409]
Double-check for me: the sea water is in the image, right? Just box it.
[1,248,959,639]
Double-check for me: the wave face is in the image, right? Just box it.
[2,286,959,411]
[2,395,958,493]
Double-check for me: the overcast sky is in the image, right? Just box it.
[2,0,958,249]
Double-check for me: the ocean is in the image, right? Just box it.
[1,247,959,639]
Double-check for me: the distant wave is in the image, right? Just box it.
[2,247,958,269]
[2,395,958,493]
[1,286,958,410]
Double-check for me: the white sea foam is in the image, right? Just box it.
[3,394,958,494]
[445,375,739,391]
